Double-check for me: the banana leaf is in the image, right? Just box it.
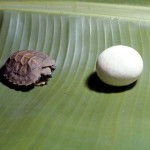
[0,1,150,150]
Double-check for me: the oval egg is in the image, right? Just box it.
[96,45,143,86]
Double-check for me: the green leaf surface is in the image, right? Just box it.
[0,1,150,150]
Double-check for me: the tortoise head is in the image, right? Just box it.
[42,57,56,70]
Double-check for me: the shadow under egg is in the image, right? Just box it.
[86,72,137,93]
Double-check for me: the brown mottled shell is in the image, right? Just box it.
[2,50,56,86]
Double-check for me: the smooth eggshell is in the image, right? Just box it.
[96,45,143,86]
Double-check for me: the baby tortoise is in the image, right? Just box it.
[1,50,56,86]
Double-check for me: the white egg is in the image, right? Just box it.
[96,45,143,86]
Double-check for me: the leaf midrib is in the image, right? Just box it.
[0,2,150,21]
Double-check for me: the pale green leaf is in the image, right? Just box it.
[0,1,149,150]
